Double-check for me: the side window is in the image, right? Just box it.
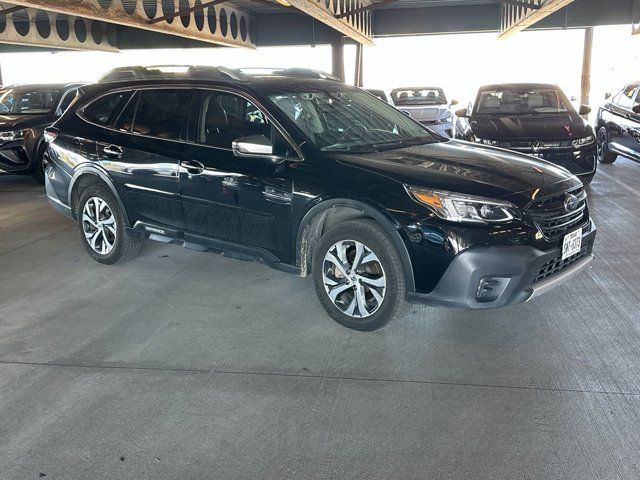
[113,92,138,133]
[128,89,191,140]
[616,84,638,109]
[83,92,127,126]
[197,92,271,150]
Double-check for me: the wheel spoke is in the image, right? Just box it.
[360,252,377,266]
[328,282,352,301]
[322,273,339,287]
[369,286,384,306]
[82,213,98,228]
[90,230,101,250]
[336,241,349,265]
[352,242,364,271]
[326,252,348,278]
[355,284,369,317]
[344,295,357,316]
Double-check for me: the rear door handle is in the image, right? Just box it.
[103,145,122,158]
[180,160,205,175]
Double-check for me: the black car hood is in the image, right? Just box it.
[470,112,590,140]
[336,140,580,207]
[0,114,54,130]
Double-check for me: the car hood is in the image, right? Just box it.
[0,114,53,130]
[398,105,449,122]
[336,140,580,207]
[469,112,591,140]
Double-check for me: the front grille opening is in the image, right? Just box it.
[527,187,588,240]
[534,243,590,283]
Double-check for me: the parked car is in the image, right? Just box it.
[364,88,394,105]
[44,67,596,331]
[456,83,597,185]
[595,81,640,164]
[0,83,83,182]
[390,87,458,138]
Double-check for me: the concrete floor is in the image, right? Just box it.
[1,158,640,480]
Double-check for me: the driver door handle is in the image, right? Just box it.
[180,160,205,175]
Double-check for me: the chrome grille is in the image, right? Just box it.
[527,187,588,240]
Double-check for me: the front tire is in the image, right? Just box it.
[77,184,141,265]
[597,126,617,164]
[30,142,47,184]
[312,218,406,331]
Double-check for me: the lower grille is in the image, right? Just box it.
[534,242,590,283]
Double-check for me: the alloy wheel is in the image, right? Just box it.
[322,240,386,318]
[82,196,117,255]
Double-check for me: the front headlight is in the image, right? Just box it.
[572,135,594,148]
[405,186,518,224]
[0,129,29,142]
[435,113,453,125]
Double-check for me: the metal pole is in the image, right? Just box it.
[580,27,593,118]
[354,43,363,87]
[331,32,345,82]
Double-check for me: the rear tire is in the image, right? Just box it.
[597,126,617,164]
[30,142,46,184]
[77,184,141,265]
[312,218,406,331]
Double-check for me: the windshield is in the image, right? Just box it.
[391,88,447,106]
[475,87,573,115]
[0,87,61,115]
[268,89,439,152]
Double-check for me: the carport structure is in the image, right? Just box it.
[0,0,635,86]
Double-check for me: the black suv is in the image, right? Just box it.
[596,82,640,164]
[456,83,597,185]
[44,67,596,331]
[0,83,83,182]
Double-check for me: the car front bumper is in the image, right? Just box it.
[407,219,596,309]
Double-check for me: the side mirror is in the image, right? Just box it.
[579,105,591,116]
[604,92,612,100]
[455,108,469,118]
[450,99,459,107]
[232,135,278,160]
[400,110,412,117]
[633,105,640,115]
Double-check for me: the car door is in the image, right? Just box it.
[180,89,296,262]
[95,88,192,230]
[604,83,640,159]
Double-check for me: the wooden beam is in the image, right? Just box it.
[6,0,255,48]
[499,0,577,39]
[286,0,374,45]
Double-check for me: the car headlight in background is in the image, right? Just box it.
[0,129,29,142]
[405,186,517,224]
[572,135,594,148]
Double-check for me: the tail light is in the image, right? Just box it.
[44,127,59,144]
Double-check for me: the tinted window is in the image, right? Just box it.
[113,93,138,133]
[616,84,638,109]
[130,89,191,140]
[198,92,270,149]
[83,92,127,126]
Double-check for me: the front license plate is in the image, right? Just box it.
[562,229,582,260]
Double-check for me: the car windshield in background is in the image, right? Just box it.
[268,89,438,152]
[0,88,61,115]
[476,87,573,115]
[391,88,447,106]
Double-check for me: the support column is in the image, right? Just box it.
[331,32,345,82]
[580,27,594,117]
[354,43,364,87]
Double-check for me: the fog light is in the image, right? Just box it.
[476,277,507,303]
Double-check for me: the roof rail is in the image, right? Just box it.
[98,65,246,83]
[237,67,342,82]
